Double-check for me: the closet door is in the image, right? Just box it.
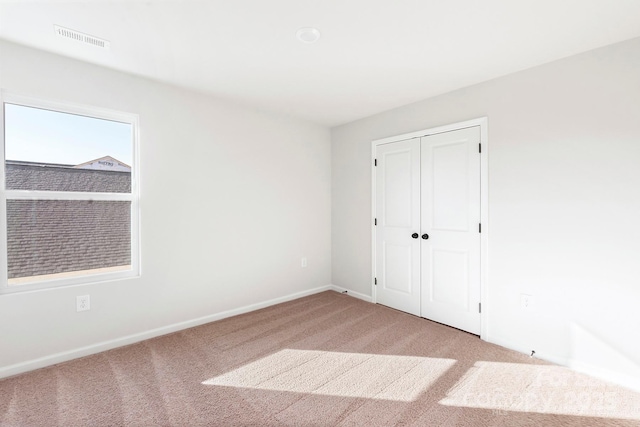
[420,126,481,335]
[375,138,421,316]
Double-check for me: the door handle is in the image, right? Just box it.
[411,233,419,239]
[422,233,429,240]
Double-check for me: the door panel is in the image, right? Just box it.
[430,249,469,309]
[383,151,414,227]
[375,139,421,316]
[383,243,412,293]
[421,126,481,334]
[431,141,469,231]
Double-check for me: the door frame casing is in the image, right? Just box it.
[371,117,489,340]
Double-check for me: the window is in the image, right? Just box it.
[1,92,139,292]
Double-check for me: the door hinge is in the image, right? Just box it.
[374,218,377,226]
[479,223,481,233]
[479,303,482,313]
[374,277,377,285]
[479,143,481,153]
[374,158,377,166]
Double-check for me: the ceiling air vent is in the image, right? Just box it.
[54,25,110,49]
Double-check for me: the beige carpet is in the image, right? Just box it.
[1,291,639,426]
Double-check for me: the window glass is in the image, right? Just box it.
[5,163,131,192]
[2,97,138,290]
[7,200,131,284]
[4,103,132,193]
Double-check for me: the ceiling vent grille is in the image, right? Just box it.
[54,25,110,49]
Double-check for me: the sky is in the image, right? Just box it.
[4,103,133,166]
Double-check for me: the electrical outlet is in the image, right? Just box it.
[301,257,308,268]
[77,295,90,312]
[520,294,533,310]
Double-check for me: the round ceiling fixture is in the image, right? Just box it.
[296,27,321,44]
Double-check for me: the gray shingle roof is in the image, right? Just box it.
[6,161,131,193]
[5,161,132,280]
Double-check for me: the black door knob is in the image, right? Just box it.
[422,233,429,240]
[411,233,419,239]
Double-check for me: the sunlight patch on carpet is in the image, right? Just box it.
[203,349,456,402]
[439,361,640,420]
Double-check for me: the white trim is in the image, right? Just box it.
[0,91,141,294]
[329,284,373,303]
[0,285,334,379]
[371,140,377,304]
[132,112,141,279]
[0,100,7,290]
[1,91,135,124]
[373,118,486,146]
[479,119,489,340]
[569,360,640,393]
[1,269,139,295]
[371,118,489,341]
[486,335,542,361]
[486,335,640,393]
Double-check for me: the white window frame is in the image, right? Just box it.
[0,91,140,293]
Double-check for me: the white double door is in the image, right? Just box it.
[375,126,481,335]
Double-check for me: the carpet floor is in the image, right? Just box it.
[1,291,639,426]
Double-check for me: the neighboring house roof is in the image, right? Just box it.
[74,155,131,172]
[5,159,132,280]
[6,159,131,193]
[7,200,131,279]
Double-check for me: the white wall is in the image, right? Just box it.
[332,37,640,391]
[0,40,332,376]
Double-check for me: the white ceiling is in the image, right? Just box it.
[1,1,640,127]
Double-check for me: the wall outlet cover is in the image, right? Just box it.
[521,294,533,309]
[77,295,90,312]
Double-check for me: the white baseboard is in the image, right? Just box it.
[0,285,333,379]
[569,360,640,393]
[485,335,541,360]
[328,284,373,303]
[6,289,638,395]
[486,335,640,393]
